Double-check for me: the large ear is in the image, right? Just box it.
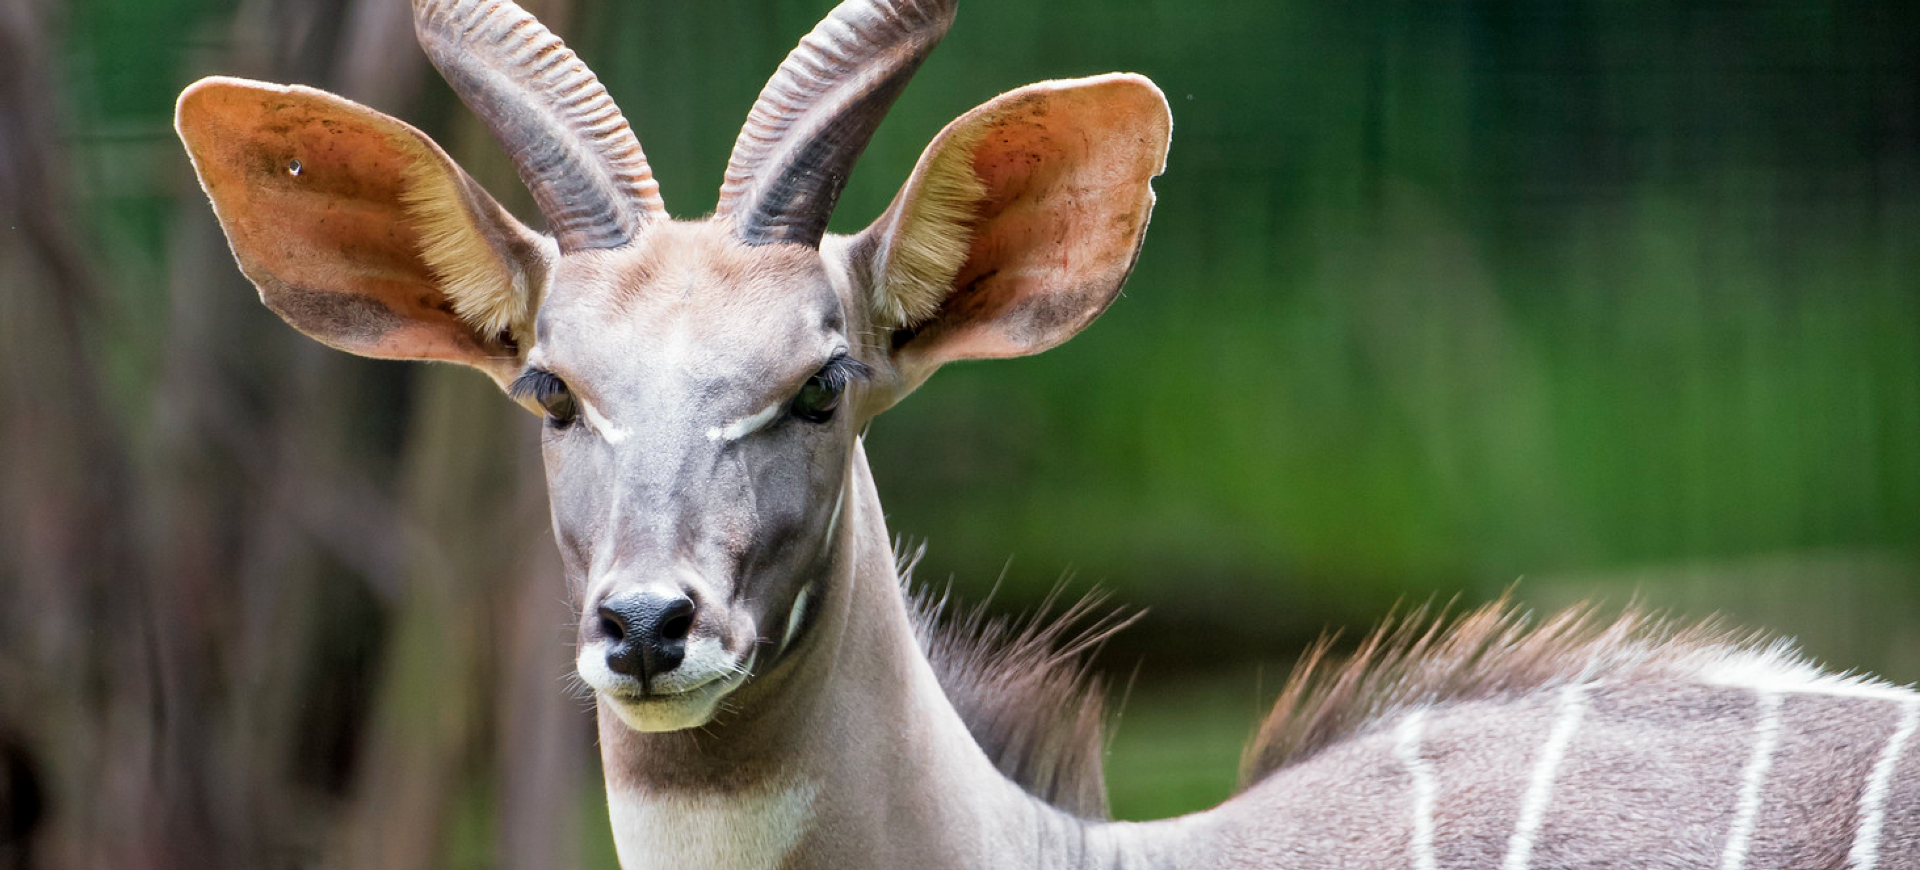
[175,76,555,387]
[851,73,1170,395]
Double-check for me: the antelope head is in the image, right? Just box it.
[176,0,1169,733]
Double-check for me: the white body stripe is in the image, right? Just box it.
[1503,681,1589,870]
[1847,695,1920,870]
[1393,708,1439,870]
[1719,690,1782,870]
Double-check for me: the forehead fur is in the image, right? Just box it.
[549,221,835,323]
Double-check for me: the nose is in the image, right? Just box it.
[597,589,696,687]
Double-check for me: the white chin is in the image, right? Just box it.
[602,683,730,733]
[579,636,751,732]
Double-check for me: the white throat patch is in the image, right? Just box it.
[607,778,818,870]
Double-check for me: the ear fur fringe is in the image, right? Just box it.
[398,142,532,342]
[871,125,987,329]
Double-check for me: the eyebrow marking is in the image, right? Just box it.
[509,366,633,444]
[578,396,632,444]
[700,354,870,442]
[706,400,784,442]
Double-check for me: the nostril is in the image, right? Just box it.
[660,609,693,642]
[597,590,697,681]
[596,607,627,643]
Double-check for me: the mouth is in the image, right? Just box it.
[604,668,738,705]
[590,655,753,733]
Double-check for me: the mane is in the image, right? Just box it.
[1237,598,1796,787]
[899,545,1135,819]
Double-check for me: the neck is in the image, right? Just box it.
[595,442,1196,870]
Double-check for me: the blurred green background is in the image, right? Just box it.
[5,0,1920,866]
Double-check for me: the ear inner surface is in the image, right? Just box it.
[860,74,1171,383]
[176,77,549,384]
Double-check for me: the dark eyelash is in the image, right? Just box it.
[508,367,565,401]
[815,354,873,389]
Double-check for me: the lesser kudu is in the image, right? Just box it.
[176,0,1917,867]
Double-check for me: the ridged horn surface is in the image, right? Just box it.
[414,0,664,252]
[715,0,955,248]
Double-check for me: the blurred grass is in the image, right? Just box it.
[1102,669,1277,822]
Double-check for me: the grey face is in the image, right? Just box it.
[177,0,1168,744]
[518,222,873,732]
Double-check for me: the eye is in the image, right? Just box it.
[791,372,844,424]
[510,369,578,429]
[539,383,578,428]
[790,354,871,424]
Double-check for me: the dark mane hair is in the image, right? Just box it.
[908,564,1808,817]
[900,545,1135,819]
[1237,599,1766,787]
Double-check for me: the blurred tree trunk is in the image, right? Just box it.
[322,1,586,864]
[2,0,589,865]
[0,0,145,866]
